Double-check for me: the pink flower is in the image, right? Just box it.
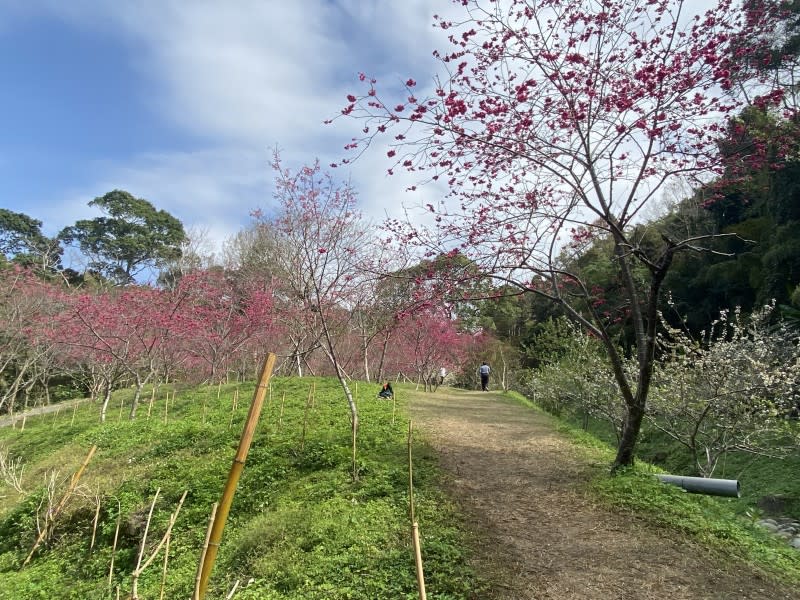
[347,94,357,102]
[406,78,417,87]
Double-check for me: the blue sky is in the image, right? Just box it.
[0,1,447,260]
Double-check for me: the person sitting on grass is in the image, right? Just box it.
[378,381,394,399]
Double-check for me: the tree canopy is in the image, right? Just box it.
[59,190,187,285]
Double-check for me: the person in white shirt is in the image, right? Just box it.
[478,362,490,391]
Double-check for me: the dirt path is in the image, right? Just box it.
[0,399,86,428]
[409,387,798,600]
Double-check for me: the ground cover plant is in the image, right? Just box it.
[0,377,486,599]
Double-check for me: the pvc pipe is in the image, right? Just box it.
[655,474,740,498]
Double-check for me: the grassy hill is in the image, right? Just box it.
[0,378,485,600]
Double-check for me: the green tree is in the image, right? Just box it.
[59,190,187,285]
[0,208,63,274]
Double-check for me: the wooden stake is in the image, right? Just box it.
[163,394,169,424]
[20,415,26,432]
[147,391,155,420]
[193,503,219,600]
[278,391,286,430]
[71,402,78,427]
[24,445,97,566]
[197,353,277,600]
[392,393,397,425]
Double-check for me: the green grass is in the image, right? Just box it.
[0,378,487,600]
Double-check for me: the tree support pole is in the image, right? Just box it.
[196,353,276,599]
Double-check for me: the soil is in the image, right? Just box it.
[409,387,799,600]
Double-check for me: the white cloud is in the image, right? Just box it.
[5,0,458,252]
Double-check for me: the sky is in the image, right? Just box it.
[0,0,449,260]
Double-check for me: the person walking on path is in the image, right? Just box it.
[478,361,490,391]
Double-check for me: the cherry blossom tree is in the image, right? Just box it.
[253,154,377,479]
[392,308,469,391]
[334,0,794,469]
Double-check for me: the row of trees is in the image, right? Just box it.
[0,161,478,423]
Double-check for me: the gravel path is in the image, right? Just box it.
[409,387,798,600]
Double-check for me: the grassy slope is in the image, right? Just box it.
[0,379,486,600]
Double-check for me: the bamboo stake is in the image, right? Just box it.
[408,421,427,600]
[408,422,415,523]
[163,394,169,424]
[118,395,124,421]
[300,384,313,450]
[132,490,188,599]
[108,499,122,589]
[354,381,358,409]
[71,402,78,427]
[411,523,427,600]
[24,445,97,566]
[202,398,208,425]
[278,391,286,430]
[217,381,222,399]
[193,503,219,600]
[392,393,397,425]
[20,415,26,431]
[134,488,161,582]
[90,493,101,552]
[226,580,240,599]
[197,353,277,600]
[159,533,171,600]
[311,381,316,409]
[147,391,155,420]
[52,407,60,429]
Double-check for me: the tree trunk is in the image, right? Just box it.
[129,377,143,420]
[362,335,371,383]
[376,329,391,383]
[99,381,112,423]
[613,397,645,468]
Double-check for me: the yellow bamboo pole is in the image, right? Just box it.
[408,421,427,599]
[196,353,277,599]
[24,445,97,566]
[193,503,219,600]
